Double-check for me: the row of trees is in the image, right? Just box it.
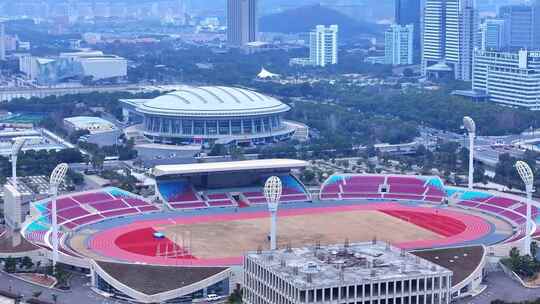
[503,245,540,278]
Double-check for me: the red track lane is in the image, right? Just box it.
[88,203,492,266]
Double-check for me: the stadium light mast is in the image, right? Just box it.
[49,163,69,267]
[463,116,476,189]
[264,176,282,251]
[516,160,534,256]
[10,137,27,189]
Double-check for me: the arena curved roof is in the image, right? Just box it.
[133,86,291,117]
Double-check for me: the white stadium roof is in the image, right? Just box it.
[154,159,308,177]
[126,86,291,117]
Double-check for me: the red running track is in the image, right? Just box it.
[380,209,467,237]
[87,203,492,266]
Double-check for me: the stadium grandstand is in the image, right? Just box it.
[2,160,540,303]
[120,86,307,146]
[154,159,311,210]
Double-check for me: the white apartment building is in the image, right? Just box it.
[309,25,339,67]
[473,50,540,110]
[385,24,414,65]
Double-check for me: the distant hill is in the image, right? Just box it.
[260,4,381,37]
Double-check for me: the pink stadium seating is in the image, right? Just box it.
[387,176,424,185]
[47,198,80,210]
[207,200,234,207]
[138,206,160,212]
[207,193,229,200]
[89,199,129,212]
[244,191,264,198]
[475,204,505,214]
[72,192,113,204]
[486,197,517,208]
[348,176,385,184]
[247,197,267,204]
[101,208,139,218]
[458,201,479,208]
[170,202,208,209]
[124,198,152,207]
[57,207,90,219]
[280,194,309,202]
[320,175,447,204]
[71,214,105,226]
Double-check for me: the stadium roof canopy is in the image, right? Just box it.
[154,159,308,177]
[122,86,291,117]
[92,260,230,303]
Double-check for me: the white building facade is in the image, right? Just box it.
[422,0,479,80]
[243,242,453,304]
[480,19,506,51]
[473,50,540,110]
[385,24,414,65]
[18,51,127,84]
[309,25,339,67]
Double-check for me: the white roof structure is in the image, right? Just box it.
[154,159,308,177]
[64,116,117,134]
[257,67,280,79]
[124,86,290,117]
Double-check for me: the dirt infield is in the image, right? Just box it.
[81,203,494,266]
[162,210,440,259]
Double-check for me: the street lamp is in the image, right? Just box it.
[516,160,534,256]
[264,176,282,251]
[463,116,476,189]
[10,137,27,189]
[49,163,69,267]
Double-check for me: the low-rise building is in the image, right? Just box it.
[244,241,453,304]
[18,50,127,85]
[64,116,121,146]
[472,50,540,110]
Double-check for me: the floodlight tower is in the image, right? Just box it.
[463,116,476,189]
[49,163,69,267]
[516,161,534,256]
[10,138,27,189]
[264,176,282,251]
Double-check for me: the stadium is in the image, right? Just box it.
[3,159,539,303]
[120,86,305,146]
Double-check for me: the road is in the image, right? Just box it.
[0,271,123,304]
[456,271,540,304]
[419,126,538,168]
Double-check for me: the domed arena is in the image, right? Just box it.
[121,86,306,146]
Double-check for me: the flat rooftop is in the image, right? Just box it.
[246,241,452,289]
[412,246,485,287]
[154,159,308,177]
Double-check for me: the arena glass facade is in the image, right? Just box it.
[121,86,299,146]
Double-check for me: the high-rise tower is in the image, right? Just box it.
[422,0,479,80]
[227,0,258,46]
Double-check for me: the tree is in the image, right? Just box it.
[91,154,105,171]
[230,147,245,161]
[32,291,42,298]
[301,169,316,184]
[402,68,414,77]
[4,256,17,273]
[21,256,34,270]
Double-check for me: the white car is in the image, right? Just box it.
[206,294,222,302]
